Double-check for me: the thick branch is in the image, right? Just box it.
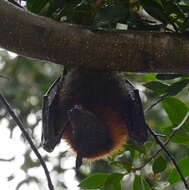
[1,1,189,73]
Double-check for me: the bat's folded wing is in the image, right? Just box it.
[42,77,63,152]
[125,80,148,145]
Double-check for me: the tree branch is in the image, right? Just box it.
[148,126,189,190]
[0,94,55,190]
[1,0,189,73]
[144,94,168,113]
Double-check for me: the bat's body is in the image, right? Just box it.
[42,67,148,168]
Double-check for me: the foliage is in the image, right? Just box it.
[1,0,189,190]
[25,0,189,32]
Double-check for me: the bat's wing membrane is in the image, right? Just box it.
[125,80,148,145]
[42,77,63,152]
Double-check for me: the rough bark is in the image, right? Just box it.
[1,0,189,73]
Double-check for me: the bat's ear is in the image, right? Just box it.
[42,77,63,152]
[124,80,148,145]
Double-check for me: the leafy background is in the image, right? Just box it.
[1,0,189,189]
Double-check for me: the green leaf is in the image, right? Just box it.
[152,156,167,173]
[156,74,183,80]
[144,141,155,151]
[111,161,127,170]
[112,151,133,171]
[27,0,48,13]
[168,156,189,184]
[104,173,124,190]
[133,175,142,190]
[143,178,151,190]
[134,176,152,190]
[183,0,189,6]
[163,1,185,20]
[94,4,129,27]
[79,173,109,189]
[153,0,164,7]
[180,5,189,14]
[167,79,189,96]
[125,141,146,154]
[171,130,189,145]
[141,0,169,23]
[162,97,189,126]
[144,81,169,95]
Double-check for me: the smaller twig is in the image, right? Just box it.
[0,157,15,162]
[0,94,55,190]
[164,111,189,147]
[170,22,178,33]
[173,112,189,131]
[0,75,9,80]
[133,111,189,171]
[148,127,189,190]
[140,85,188,189]
[144,94,168,113]
[152,132,166,138]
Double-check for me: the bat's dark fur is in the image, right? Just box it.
[42,67,148,169]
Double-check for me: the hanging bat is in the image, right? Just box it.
[42,67,148,169]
